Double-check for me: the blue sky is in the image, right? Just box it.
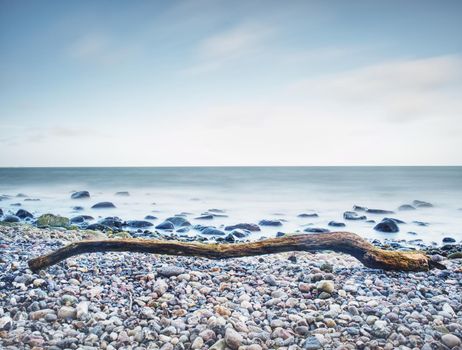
[1,0,461,166]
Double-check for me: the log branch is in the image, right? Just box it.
[28,232,443,273]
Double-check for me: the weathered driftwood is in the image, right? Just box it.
[28,232,443,273]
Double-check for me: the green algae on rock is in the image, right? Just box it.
[36,214,70,228]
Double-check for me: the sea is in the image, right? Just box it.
[0,167,461,245]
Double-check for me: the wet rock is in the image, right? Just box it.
[353,205,367,211]
[259,219,282,226]
[36,214,69,228]
[2,215,20,223]
[144,215,157,220]
[298,213,319,218]
[441,334,461,348]
[85,223,108,231]
[448,252,462,259]
[413,200,433,208]
[398,204,416,211]
[343,211,366,220]
[115,191,130,196]
[195,214,214,220]
[15,209,33,219]
[72,206,84,211]
[225,223,261,231]
[71,191,90,199]
[99,216,124,228]
[413,220,429,226]
[126,220,153,228]
[91,201,116,209]
[230,229,250,238]
[155,221,175,230]
[366,208,394,214]
[166,216,191,227]
[304,227,330,233]
[202,227,225,236]
[328,221,345,227]
[374,218,399,233]
[443,237,456,243]
[70,215,94,224]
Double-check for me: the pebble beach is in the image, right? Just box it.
[1,224,462,350]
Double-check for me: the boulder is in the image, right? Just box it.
[158,265,185,277]
[15,209,33,219]
[374,218,399,233]
[126,220,153,228]
[71,191,90,199]
[328,221,345,227]
[398,204,415,211]
[353,205,367,211]
[36,214,69,228]
[99,217,124,228]
[442,237,456,243]
[70,215,94,224]
[201,227,225,236]
[412,200,433,208]
[2,215,19,223]
[298,213,319,218]
[343,211,366,220]
[259,219,283,226]
[91,202,116,209]
[304,227,330,233]
[165,216,191,227]
[366,209,394,214]
[230,229,250,238]
[155,221,175,230]
[225,223,261,232]
[86,223,109,231]
[0,208,3,216]
[115,191,130,196]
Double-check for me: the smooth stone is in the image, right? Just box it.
[195,215,214,220]
[413,200,433,208]
[70,215,94,224]
[303,336,322,349]
[155,221,175,230]
[328,221,345,227]
[76,301,90,319]
[201,227,225,236]
[71,191,90,199]
[398,204,416,211]
[158,266,185,277]
[225,223,261,231]
[317,280,335,294]
[166,216,191,227]
[0,316,13,330]
[144,215,157,220]
[115,191,130,196]
[225,328,243,350]
[15,209,33,219]
[58,306,77,320]
[91,202,116,209]
[298,213,318,218]
[304,227,330,233]
[259,219,282,226]
[343,211,366,220]
[443,237,456,243]
[374,218,399,233]
[36,213,69,228]
[210,339,226,350]
[2,215,20,223]
[367,208,394,214]
[126,220,153,228]
[441,334,461,348]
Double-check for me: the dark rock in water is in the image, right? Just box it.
[304,227,330,233]
[288,255,297,263]
[366,219,376,223]
[10,203,21,207]
[343,211,367,220]
[407,231,418,235]
[115,191,130,196]
[383,217,405,224]
[276,232,285,237]
[353,205,367,212]
[230,229,250,238]
[413,221,429,226]
[328,221,345,227]
[73,206,84,211]
[86,223,109,231]
[201,227,225,236]
[224,233,235,243]
[71,191,90,199]
[0,208,3,216]
[16,193,28,198]
[195,215,214,220]
[208,208,225,213]
[225,223,261,232]
[126,220,153,228]
[15,209,33,219]
[36,214,69,228]
[374,218,399,233]
[413,200,433,208]
[366,209,394,214]
[2,215,20,223]
[442,237,456,243]
[298,213,319,218]
[259,219,282,227]
[144,215,157,220]
[176,227,190,233]
[193,224,209,232]
[155,221,175,230]
[24,198,40,202]
[448,252,462,259]
[99,217,124,228]
[398,204,416,211]
[166,216,191,227]
[70,215,94,224]
[92,202,116,209]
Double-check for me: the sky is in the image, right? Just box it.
[1,0,461,166]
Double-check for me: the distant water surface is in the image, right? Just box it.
[0,167,461,244]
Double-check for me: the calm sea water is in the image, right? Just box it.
[0,167,461,244]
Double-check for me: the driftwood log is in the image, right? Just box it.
[28,232,443,273]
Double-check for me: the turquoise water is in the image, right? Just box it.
[0,167,461,244]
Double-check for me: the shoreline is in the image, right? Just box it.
[1,224,462,349]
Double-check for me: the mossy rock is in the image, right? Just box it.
[448,252,462,259]
[36,214,70,228]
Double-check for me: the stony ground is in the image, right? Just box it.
[0,224,461,350]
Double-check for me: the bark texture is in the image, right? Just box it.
[28,232,442,273]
